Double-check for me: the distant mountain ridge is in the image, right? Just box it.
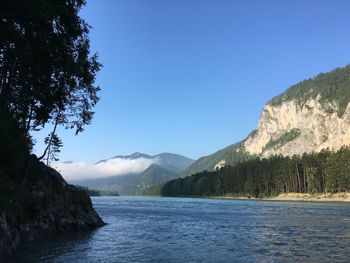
[96,152,193,174]
[96,152,151,163]
[178,142,251,178]
[73,152,194,195]
[181,65,350,178]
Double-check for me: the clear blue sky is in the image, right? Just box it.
[34,0,350,163]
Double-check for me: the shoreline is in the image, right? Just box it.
[94,193,350,202]
[211,192,350,202]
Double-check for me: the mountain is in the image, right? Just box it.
[181,65,350,177]
[244,65,350,157]
[96,152,151,163]
[154,153,195,174]
[72,152,194,195]
[75,164,176,195]
[128,164,176,195]
[178,142,251,178]
[96,152,193,174]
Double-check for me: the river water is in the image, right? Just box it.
[8,196,350,262]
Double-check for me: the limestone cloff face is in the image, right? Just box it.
[244,97,350,157]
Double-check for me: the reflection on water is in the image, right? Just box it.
[8,196,350,262]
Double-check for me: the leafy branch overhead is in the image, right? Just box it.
[0,0,101,162]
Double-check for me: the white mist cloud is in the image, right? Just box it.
[53,157,158,181]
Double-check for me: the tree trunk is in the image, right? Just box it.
[38,117,59,161]
[296,163,301,193]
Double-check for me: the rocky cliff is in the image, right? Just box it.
[244,97,350,157]
[0,155,105,256]
[181,65,350,176]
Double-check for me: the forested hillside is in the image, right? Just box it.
[178,141,251,178]
[162,147,350,197]
[181,65,350,179]
[269,65,350,117]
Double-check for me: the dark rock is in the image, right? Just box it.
[0,155,105,256]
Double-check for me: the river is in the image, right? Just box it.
[9,196,350,262]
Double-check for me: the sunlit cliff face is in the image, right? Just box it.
[244,97,350,157]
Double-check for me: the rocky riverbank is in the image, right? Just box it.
[0,155,105,256]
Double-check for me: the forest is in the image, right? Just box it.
[269,64,350,117]
[162,147,350,197]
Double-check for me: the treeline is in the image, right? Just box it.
[142,184,163,196]
[75,186,119,197]
[269,64,350,117]
[161,147,350,197]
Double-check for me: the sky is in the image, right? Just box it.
[33,0,350,164]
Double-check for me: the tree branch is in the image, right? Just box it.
[38,116,59,161]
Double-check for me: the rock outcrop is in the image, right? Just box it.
[214,160,226,171]
[244,97,350,157]
[0,155,105,256]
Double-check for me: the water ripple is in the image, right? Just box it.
[8,196,350,263]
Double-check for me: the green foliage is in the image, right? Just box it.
[263,128,301,152]
[269,65,350,117]
[116,164,176,195]
[44,133,63,165]
[0,0,100,162]
[179,141,253,178]
[142,184,163,196]
[75,185,119,196]
[98,190,120,196]
[0,109,32,167]
[162,147,350,197]
[161,170,219,197]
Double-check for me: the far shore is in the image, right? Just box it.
[211,192,350,202]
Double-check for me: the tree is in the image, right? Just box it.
[0,0,101,162]
[44,133,63,166]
